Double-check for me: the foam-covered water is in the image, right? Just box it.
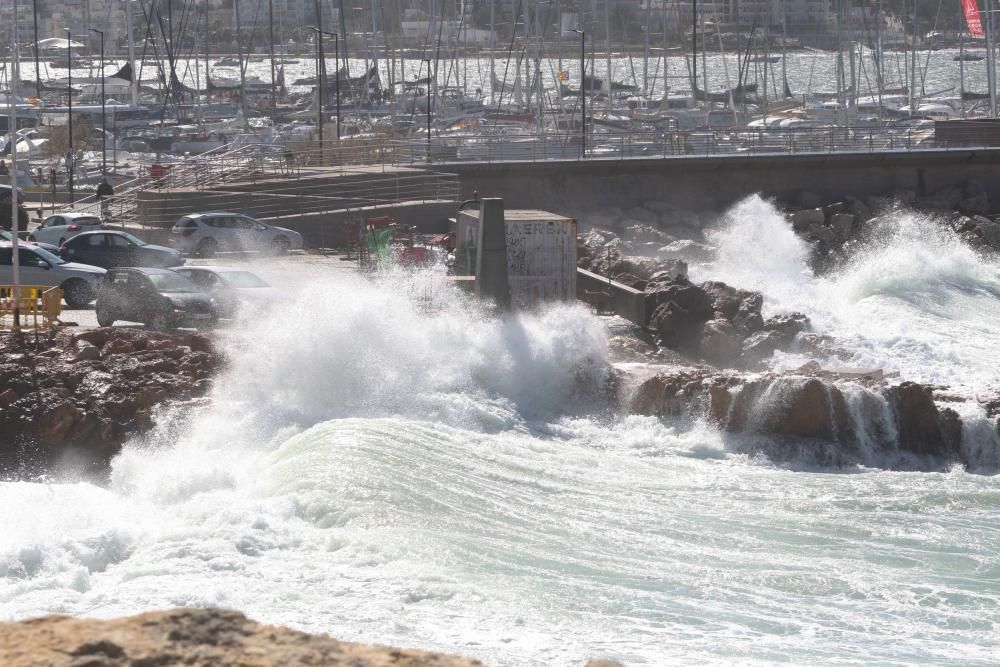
[2,210,1000,665]
[698,196,1000,389]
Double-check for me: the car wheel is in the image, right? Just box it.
[96,305,115,328]
[270,236,291,256]
[61,279,94,307]
[149,312,175,331]
[197,237,218,258]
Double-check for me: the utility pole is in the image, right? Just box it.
[10,0,23,330]
[66,28,75,206]
[573,29,585,158]
[268,0,278,120]
[91,29,107,176]
[32,0,40,98]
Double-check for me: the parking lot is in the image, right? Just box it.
[57,252,358,330]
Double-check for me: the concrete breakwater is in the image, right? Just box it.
[448,149,1000,225]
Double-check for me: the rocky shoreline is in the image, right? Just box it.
[0,608,486,667]
[0,328,217,477]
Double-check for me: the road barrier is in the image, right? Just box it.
[0,285,64,332]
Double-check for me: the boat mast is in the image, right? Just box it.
[124,0,139,106]
[692,0,697,99]
[908,0,917,115]
[959,27,966,118]
[269,0,278,120]
[234,0,249,121]
[642,0,651,97]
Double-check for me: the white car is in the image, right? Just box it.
[0,242,106,306]
[29,212,106,246]
[170,212,304,257]
[173,266,278,317]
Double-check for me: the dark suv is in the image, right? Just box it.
[95,267,218,330]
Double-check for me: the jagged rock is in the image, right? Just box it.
[0,329,218,474]
[740,330,787,366]
[806,223,837,245]
[700,319,743,366]
[846,196,872,223]
[72,344,101,363]
[791,208,825,231]
[974,220,1000,248]
[0,608,483,667]
[731,293,765,336]
[659,239,715,262]
[886,382,962,460]
[764,312,810,341]
[701,281,758,320]
[623,223,667,244]
[823,201,846,220]
[645,280,714,324]
[648,301,703,348]
[830,213,856,238]
[646,259,688,284]
[0,388,17,407]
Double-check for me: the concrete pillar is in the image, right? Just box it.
[475,197,510,308]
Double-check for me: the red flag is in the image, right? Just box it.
[963,0,984,36]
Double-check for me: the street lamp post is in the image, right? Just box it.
[91,28,106,175]
[423,57,432,163]
[573,29,585,158]
[65,29,75,205]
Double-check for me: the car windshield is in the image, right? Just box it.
[218,271,269,288]
[29,246,67,265]
[147,272,197,293]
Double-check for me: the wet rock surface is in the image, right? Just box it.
[627,366,980,470]
[0,608,483,667]
[0,328,218,475]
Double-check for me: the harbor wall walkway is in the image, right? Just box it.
[444,149,1000,215]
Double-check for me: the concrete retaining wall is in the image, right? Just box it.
[577,267,646,327]
[446,150,1000,220]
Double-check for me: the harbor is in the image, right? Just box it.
[3,2,1000,666]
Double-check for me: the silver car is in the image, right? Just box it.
[29,212,106,246]
[0,242,106,306]
[170,212,303,257]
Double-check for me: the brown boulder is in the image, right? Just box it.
[0,608,483,667]
[700,319,743,366]
[886,382,962,459]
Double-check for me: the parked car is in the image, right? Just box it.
[0,184,25,203]
[0,241,105,306]
[170,212,304,257]
[28,212,106,246]
[60,231,184,269]
[173,266,278,317]
[95,267,218,330]
[0,230,60,253]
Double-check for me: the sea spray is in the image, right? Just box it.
[3,212,1000,664]
[695,195,1000,387]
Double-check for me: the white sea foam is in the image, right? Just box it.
[2,209,1000,665]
